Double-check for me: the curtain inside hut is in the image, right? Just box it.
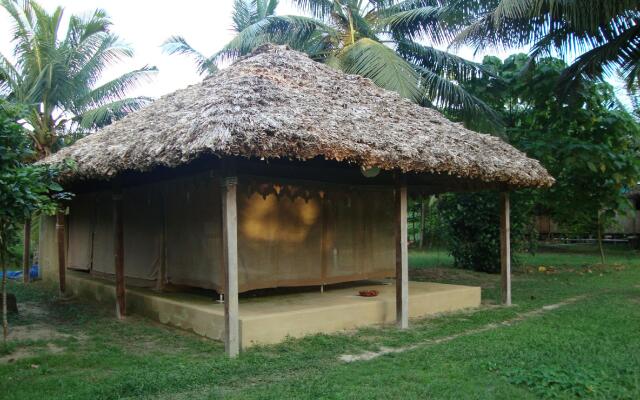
[62,174,395,293]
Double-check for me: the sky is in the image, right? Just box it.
[0,0,629,104]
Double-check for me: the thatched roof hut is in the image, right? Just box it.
[45,44,553,189]
[39,44,553,356]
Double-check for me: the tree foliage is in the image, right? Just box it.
[0,102,71,343]
[0,0,157,157]
[453,0,640,96]
[442,54,640,266]
[438,191,532,273]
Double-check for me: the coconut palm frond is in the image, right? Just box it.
[75,97,153,130]
[452,0,640,96]
[397,40,489,82]
[162,36,218,76]
[0,0,155,156]
[262,0,279,17]
[338,37,421,101]
[379,5,454,44]
[290,0,335,20]
[73,66,158,112]
[0,53,22,96]
[558,23,640,95]
[417,66,503,131]
[232,0,254,32]
[165,0,503,128]
[217,15,339,61]
[67,34,135,93]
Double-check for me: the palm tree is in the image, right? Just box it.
[163,0,279,76]
[213,0,499,127]
[453,0,640,94]
[0,0,157,285]
[0,0,157,158]
[164,1,499,127]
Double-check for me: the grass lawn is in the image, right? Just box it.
[1,244,639,399]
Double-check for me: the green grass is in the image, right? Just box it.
[1,245,640,399]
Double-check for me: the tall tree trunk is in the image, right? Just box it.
[597,211,605,265]
[22,218,31,283]
[419,200,426,248]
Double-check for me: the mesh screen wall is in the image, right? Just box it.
[63,174,395,293]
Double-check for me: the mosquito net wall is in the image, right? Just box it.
[91,192,115,277]
[165,173,222,289]
[122,184,163,282]
[67,194,94,271]
[236,191,324,291]
[325,190,395,283]
[235,184,395,291]
[62,174,396,293]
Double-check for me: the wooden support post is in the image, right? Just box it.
[221,176,240,357]
[113,190,126,319]
[22,218,31,283]
[56,211,66,294]
[500,192,512,306]
[395,178,409,329]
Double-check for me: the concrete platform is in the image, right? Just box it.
[66,271,481,348]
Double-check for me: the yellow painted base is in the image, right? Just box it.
[65,272,480,348]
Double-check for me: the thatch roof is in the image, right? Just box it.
[44,44,554,188]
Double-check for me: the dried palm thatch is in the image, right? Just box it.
[44,44,554,188]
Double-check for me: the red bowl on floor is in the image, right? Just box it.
[358,290,379,297]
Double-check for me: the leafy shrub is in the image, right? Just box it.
[438,191,533,273]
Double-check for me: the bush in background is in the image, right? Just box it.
[438,191,533,273]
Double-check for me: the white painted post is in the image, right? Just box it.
[395,180,409,329]
[222,176,240,357]
[500,192,512,306]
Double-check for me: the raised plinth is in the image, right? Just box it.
[66,272,481,348]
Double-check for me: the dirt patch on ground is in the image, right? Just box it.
[7,324,72,342]
[2,300,88,364]
[0,342,65,365]
[0,348,37,364]
[1,323,83,364]
[19,301,50,319]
